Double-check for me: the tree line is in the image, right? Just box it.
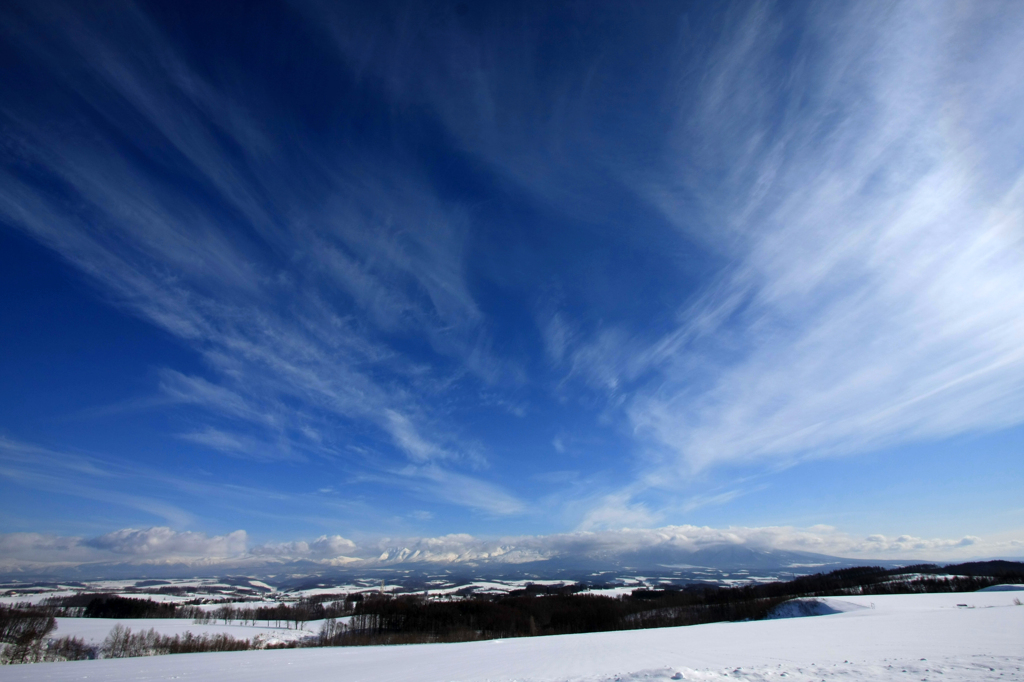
[100,624,256,658]
[37,594,351,628]
[309,561,1022,646]
[0,606,94,664]
[0,606,303,664]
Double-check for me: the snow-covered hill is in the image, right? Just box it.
[4,590,1022,682]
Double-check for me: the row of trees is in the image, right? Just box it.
[37,594,351,629]
[190,600,350,629]
[101,624,254,658]
[321,590,791,645]
[1,612,292,664]
[629,565,1021,608]
[0,606,93,664]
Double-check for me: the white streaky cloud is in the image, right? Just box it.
[680,487,759,514]
[0,4,524,510]
[391,464,527,516]
[609,2,1024,475]
[177,427,307,463]
[159,370,282,430]
[0,437,523,547]
[383,410,454,463]
[319,0,1024,491]
[0,436,375,533]
[540,311,574,365]
[0,438,197,528]
[2,1,1022,536]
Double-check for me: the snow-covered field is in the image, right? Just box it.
[0,590,78,606]
[3,591,1022,682]
[0,578,277,608]
[48,617,323,647]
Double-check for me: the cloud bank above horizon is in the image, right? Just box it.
[0,0,1022,549]
[1,524,1018,575]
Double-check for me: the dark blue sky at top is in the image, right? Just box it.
[1,0,1022,560]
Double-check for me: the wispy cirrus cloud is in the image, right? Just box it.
[1,0,1021,541]
[0,436,365,535]
[540,3,1024,490]
[0,437,198,528]
[391,464,527,516]
[0,2,523,513]
[0,416,527,550]
[309,1,1024,489]
[631,1,1024,475]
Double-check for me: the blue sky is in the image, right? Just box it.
[1,0,1023,569]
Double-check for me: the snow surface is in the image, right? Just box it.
[3,591,1022,682]
[103,593,195,604]
[766,597,869,619]
[979,584,1024,591]
[0,590,77,606]
[50,617,321,647]
[0,578,274,607]
[578,586,641,598]
[287,586,358,597]
[193,600,284,611]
